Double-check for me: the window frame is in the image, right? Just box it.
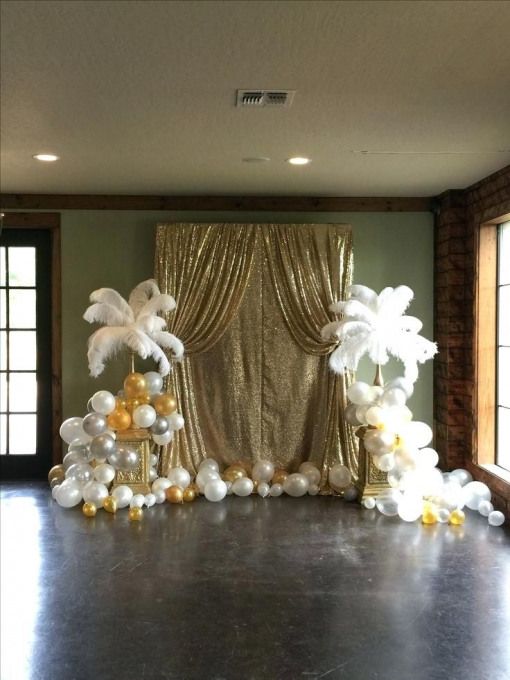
[0,212,62,476]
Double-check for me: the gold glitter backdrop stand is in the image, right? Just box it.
[155,223,358,490]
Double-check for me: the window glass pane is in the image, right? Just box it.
[0,290,5,328]
[496,407,510,472]
[0,373,6,412]
[8,247,36,287]
[0,414,6,454]
[498,285,510,346]
[9,331,37,370]
[9,414,37,454]
[9,289,36,329]
[0,331,6,370]
[0,247,6,286]
[499,223,510,285]
[9,373,37,412]
[497,346,510,409]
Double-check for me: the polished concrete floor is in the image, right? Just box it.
[1,482,509,680]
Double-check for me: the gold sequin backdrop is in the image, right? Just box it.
[155,223,358,488]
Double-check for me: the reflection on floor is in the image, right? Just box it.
[1,482,509,680]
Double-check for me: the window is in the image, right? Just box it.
[0,214,61,478]
[496,222,510,471]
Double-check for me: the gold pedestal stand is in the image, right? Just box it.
[112,428,152,494]
[355,365,391,501]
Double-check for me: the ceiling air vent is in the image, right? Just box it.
[236,89,295,108]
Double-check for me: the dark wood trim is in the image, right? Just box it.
[1,212,62,465]
[0,194,434,212]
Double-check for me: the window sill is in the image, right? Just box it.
[478,463,510,485]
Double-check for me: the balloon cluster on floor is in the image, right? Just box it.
[345,377,505,527]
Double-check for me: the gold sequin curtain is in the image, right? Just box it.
[155,223,358,486]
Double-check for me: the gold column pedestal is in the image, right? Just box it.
[113,428,152,494]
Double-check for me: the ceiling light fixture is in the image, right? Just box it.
[33,153,59,162]
[287,157,311,165]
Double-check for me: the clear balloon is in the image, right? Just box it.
[449,468,473,487]
[269,483,283,497]
[257,482,270,498]
[461,481,491,510]
[329,464,352,491]
[112,484,133,508]
[63,449,90,470]
[166,467,191,490]
[343,485,358,502]
[373,452,395,472]
[204,479,227,502]
[196,467,220,492]
[375,490,401,516]
[283,473,309,497]
[252,460,275,483]
[132,405,157,429]
[144,371,164,395]
[299,462,321,486]
[82,413,108,437]
[232,477,254,497]
[437,508,450,523]
[82,481,109,506]
[93,463,116,485]
[65,463,94,485]
[55,479,82,508]
[91,390,116,416]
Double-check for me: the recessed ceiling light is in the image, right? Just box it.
[287,157,311,165]
[33,153,59,162]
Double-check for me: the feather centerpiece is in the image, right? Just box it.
[321,284,437,383]
[83,279,184,377]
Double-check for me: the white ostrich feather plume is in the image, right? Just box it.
[322,284,437,383]
[83,279,184,377]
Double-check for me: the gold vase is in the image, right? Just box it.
[112,428,152,494]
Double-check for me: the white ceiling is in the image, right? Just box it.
[1,0,510,197]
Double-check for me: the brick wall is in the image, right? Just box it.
[434,164,510,515]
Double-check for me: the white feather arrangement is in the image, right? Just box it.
[83,279,184,377]
[321,284,437,383]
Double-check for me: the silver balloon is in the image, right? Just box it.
[82,412,108,437]
[343,485,358,502]
[150,415,169,436]
[108,446,140,471]
[90,433,117,460]
[144,371,164,395]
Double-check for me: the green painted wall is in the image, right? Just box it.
[60,210,434,425]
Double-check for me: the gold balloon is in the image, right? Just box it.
[449,509,465,526]
[140,394,151,404]
[183,487,196,502]
[116,397,127,410]
[107,408,132,431]
[124,372,147,399]
[128,507,143,521]
[126,398,140,414]
[232,459,252,476]
[153,393,177,416]
[166,485,184,504]
[48,464,65,485]
[223,465,246,483]
[272,469,288,485]
[188,482,200,496]
[422,508,438,525]
[82,502,97,518]
[103,496,118,514]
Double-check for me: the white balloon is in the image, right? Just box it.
[308,484,320,496]
[440,479,464,510]
[152,477,172,493]
[204,479,227,502]
[269,483,283,497]
[132,405,157,429]
[397,493,423,522]
[82,481,109,506]
[329,464,352,491]
[488,511,505,527]
[462,481,491,510]
[144,371,164,395]
[55,480,82,508]
[149,468,158,482]
[381,387,407,408]
[257,482,270,498]
[196,467,220,492]
[130,494,145,508]
[299,462,321,486]
[112,485,133,508]
[59,417,86,445]
[400,422,433,449]
[145,493,156,508]
[232,477,254,497]
[93,463,116,485]
[166,466,191,490]
[91,390,116,416]
[449,468,473,487]
[437,508,450,523]
[417,447,439,469]
[167,413,185,431]
[347,381,373,405]
[362,496,376,509]
[152,431,173,446]
[51,484,61,500]
[198,459,220,472]
[478,500,494,517]
[150,453,159,467]
[283,473,309,497]
[366,406,384,427]
[252,460,275,483]
[154,489,167,504]
[225,481,233,495]
[373,452,395,472]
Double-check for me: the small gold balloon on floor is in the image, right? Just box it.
[422,507,439,524]
[272,469,288,485]
[223,465,246,482]
[183,487,196,502]
[153,393,177,416]
[107,408,132,431]
[166,485,184,503]
[103,496,117,514]
[82,502,97,517]
[188,482,200,496]
[124,372,147,398]
[48,464,65,485]
[449,508,465,525]
[128,506,143,521]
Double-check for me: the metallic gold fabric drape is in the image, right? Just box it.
[155,223,358,487]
